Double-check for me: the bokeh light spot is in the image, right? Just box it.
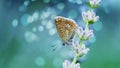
[53,58,63,68]
[57,3,65,10]
[40,11,50,20]
[49,28,57,36]
[89,36,96,43]
[38,26,44,32]
[12,19,18,27]
[68,0,76,3]
[27,16,34,23]
[31,0,36,2]
[32,12,39,20]
[93,21,103,31]
[41,20,47,26]
[43,0,50,3]
[25,31,37,42]
[45,21,53,29]
[77,0,82,4]
[35,57,45,66]
[32,27,37,32]
[24,0,30,6]
[68,9,78,19]
[21,14,30,26]
[18,5,27,12]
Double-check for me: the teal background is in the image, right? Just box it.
[0,0,120,68]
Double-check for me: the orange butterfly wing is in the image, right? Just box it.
[55,16,77,44]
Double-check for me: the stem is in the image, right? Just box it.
[85,22,89,32]
[89,6,94,11]
[72,54,79,68]
[79,40,83,49]
[72,41,83,68]
[71,17,89,68]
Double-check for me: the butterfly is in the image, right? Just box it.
[55,16,77,46]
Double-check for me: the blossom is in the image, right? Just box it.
[76,26,94,40]
[88,0,101,8]
[72,42,89,56]
[82,10,99,24]
[63,60,80,68]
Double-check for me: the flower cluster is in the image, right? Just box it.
[72,42,89,56]
[82,10,99,24]
[61,0,101,68]
[77,26,94,40]
[63,60,80,68]
[88,0,101,8]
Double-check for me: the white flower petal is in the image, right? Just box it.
[81,44,85,50]
[63,60,81,68]
[96,0,101,4]
[82,10,99,23]
[63,60,71,68]
[75,63,80,68]
[86,29,94,38]
[82,48,90,54]
[94,16,99,22]
[90,0,101,5]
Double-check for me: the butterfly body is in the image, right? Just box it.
[55,16,77,45]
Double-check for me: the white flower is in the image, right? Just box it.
[76,26,94,40]
[76,26,84,39]
[72,42,89,55]
[89,0,101,6]
[74,63,80,68]
[84,29,94,39]
[63,60,80,68]
[63,60,71,68]
[88,0,101,8]
[82,10,99,24]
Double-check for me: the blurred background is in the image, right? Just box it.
[0,0,120,68]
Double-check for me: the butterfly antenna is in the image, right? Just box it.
[51,41,59,51]
[52,46,57,51]
[51,44,56,47]
[51,41,62,51]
